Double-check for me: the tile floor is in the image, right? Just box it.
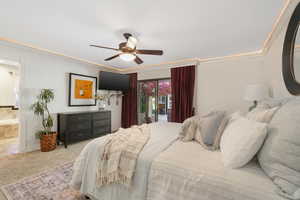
[0,138,19,158]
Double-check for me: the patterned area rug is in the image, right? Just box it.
[1,162,86,200]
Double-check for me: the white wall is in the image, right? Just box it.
[0,64,19,106]
[0,42,121,152]
[196,56,265,114]
[138,68,170,80]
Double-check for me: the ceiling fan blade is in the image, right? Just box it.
[105,54,121,61]
[90,45,119,51]
[135,56,144,64]
[136,49,163,55]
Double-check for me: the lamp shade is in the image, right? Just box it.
[244,84,270,102]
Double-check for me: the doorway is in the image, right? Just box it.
[138,79,172,124]
[0,61,21,157]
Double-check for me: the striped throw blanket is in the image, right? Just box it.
[96,124,150,188]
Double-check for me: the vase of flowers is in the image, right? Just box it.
[94,93,108,110]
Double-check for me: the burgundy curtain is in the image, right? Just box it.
[171,65,195,123]
[122,73,138,128]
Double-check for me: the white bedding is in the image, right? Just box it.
[148,141,285,200]
[70,122,181,200]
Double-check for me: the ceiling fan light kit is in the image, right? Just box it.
[90,33,163,65]
[120,53,136,61]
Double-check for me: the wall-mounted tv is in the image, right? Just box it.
[99,71,130,91]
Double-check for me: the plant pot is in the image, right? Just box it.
[40,132,57,152]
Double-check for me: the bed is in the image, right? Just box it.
[148,140,284,200]
[71,122,285,200]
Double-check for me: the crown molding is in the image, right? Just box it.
[122,51,263,73]
[0,0,294,73]
[0,37,122,72]
[120,58,199,73]
[262,0,294,54]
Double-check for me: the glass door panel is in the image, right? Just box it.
[138,81,157,124]
[158,79,171,122]
[138,79,171,124]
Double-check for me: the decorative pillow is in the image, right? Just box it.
[220,116,268,168]
[258,98,300,199]
[194,111,225,146]
[212,111,241,150]
[246,106,279,123]
[179,115,199,142]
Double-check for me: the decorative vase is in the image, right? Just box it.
[40,132,57,152]
[98,100,106,110]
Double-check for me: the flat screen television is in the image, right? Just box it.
[99,71,130,91]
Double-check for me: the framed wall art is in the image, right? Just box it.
[68,73,97,106]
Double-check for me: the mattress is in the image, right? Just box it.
[148,141,285,200]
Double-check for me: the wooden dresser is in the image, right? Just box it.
[57,110,111,148]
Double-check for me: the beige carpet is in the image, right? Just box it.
[0,140,92,200]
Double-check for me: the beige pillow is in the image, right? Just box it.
[179,115,198,142]
[246,107,279,123]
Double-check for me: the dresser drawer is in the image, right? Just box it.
[93,112,110,120]
[68,114,91,122]
[93,119,110,127]
[58,111,111,148]
[69,120,91,131]
[93,126,110,137]
[69,129,92,142]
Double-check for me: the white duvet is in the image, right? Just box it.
[70,122,181,200]
[71,122,285,200]
[148,141,286,200]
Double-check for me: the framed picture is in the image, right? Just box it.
[69,73,97,107]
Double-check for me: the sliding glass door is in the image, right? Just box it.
[138,79,171,124]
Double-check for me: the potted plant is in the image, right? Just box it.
[31,89,56,152]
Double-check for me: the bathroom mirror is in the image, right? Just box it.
[283,2,300,95]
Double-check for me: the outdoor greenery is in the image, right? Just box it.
[140,80,171,122]
[31,89,55,136]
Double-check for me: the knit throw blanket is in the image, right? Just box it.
[96,124,150,188]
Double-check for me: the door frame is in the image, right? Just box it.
[0,58,24,152]
[137,77,171,123]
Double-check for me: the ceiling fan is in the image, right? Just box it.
[90,33,163,65]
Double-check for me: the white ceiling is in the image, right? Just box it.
[0,0,284,69]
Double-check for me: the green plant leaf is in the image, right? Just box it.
[31,89,55,134]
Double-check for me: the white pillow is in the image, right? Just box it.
[220,116,268,168]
